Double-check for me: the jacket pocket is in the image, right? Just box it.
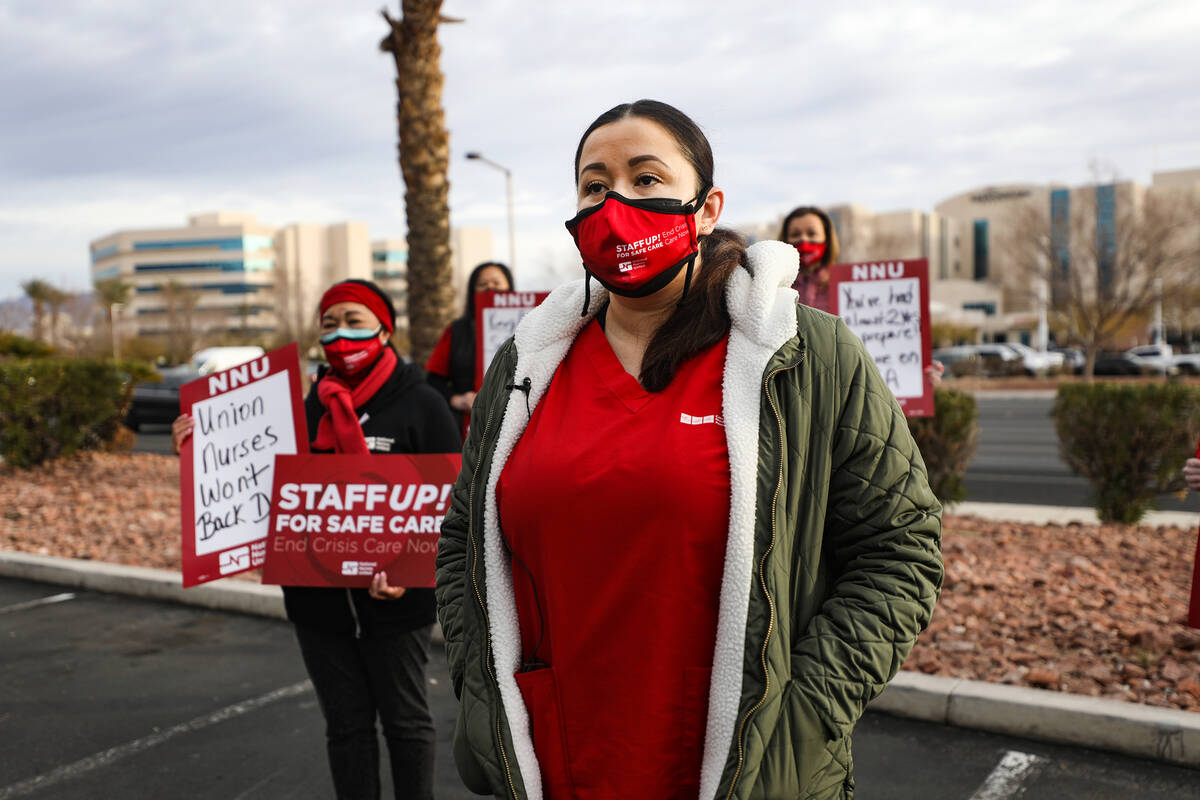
[514,666,575,798]
[679,666,712,796]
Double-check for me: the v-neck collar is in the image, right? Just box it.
[579,319,654,413]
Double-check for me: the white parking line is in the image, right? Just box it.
[969,750,1046,800]
[0,680,312,800]
[0,593,75,615]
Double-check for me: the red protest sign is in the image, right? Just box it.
[262,453,462,588]
[1190,436,1200,629]
[475,291,549,390]
[828,259,934,418]
[179,343,309,587]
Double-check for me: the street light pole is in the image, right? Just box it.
[465,152,516,269]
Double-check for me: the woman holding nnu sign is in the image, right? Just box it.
[436,99,942,800]
[778,204,945,387]
[175,278,459,800]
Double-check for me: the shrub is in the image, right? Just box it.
[1053,383,1200,524]
[0,332,53,358]
[908,389,979,505]
[0,358,154,468]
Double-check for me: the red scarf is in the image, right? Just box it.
[313,348,398,453]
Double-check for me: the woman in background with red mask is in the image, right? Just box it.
[436,100,942,800]
[780,205,839,313]
[174,279,460,800]
[425,261,515,440]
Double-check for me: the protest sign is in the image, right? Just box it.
[262,453,462,588]
[179,343,308,587]
[1190,436,1200,630]
[828,259,933,417]
[474,291,549,389]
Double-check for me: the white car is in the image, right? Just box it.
[190,346,266,375]
[1172,349,1200,375]
[1003,342,1064,377]
[1125,344,1178,376]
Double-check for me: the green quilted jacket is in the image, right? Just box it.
[435,240,943,800]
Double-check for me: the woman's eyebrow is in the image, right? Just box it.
[628,154,669,169]
[578,161,607,177]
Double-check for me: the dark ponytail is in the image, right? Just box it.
[574,100,747,392]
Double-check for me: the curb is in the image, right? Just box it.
[3,550,1197,768]
[870,672,1200,769]
[948,501,1199,529]
[0,550,445,643]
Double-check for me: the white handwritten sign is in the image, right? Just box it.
[474,291,549,389]
[179,343,309,586]
[828,260,933,417]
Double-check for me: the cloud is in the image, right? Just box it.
[1,0,1199,298]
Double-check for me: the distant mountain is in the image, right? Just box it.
[0,295,32,335]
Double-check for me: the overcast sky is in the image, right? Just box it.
[2,0,1198,299]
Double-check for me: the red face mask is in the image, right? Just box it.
[794,240,827,267]
[565,188,709,302]
[322,330,384,376]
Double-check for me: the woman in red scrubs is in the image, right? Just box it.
[437,101,943,800]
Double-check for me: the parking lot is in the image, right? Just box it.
[2,577,1198,799]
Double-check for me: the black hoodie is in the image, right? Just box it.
[282,351,462,636]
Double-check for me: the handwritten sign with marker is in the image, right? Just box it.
[475,291,549,390]
[262,453,462,588]
[829,259,933,417]
[179,343,308,587]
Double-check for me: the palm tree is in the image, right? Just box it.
[21,279,55,343]
[95,278,132,357]
[380,1,460,365]
[44,286,71,348]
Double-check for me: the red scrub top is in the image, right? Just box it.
[498,319,731,799]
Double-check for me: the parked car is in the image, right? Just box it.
[191,346,265,375]
[1089,351,1146,376]
[125,347,265,431]
[1125,343,1178,376]
[971,344,1025,377]
[124,365,199,430]
[1003,342,1065,377]
[931,345,981,377]
[1172,349,1200,375]
[1051,347,1086,373]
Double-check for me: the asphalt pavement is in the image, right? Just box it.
[3,577,1197,799]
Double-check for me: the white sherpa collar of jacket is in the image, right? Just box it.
[479,240,800,800]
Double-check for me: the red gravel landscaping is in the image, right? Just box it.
[3,451,1199,711]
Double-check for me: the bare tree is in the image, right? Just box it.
[1003,187,1198,379]
[380,1,460,365]
[160,280,202,364]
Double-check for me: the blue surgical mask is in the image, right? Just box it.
[319,325,382,345]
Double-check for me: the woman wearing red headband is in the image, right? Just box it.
[177,279,459,800]
[436,100,942,799]
[294,279,459,800]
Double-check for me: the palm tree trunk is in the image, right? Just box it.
[381,1,458,366]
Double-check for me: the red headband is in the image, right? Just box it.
[319,283,393,333]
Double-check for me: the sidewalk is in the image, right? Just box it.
[2,500,1199,769]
